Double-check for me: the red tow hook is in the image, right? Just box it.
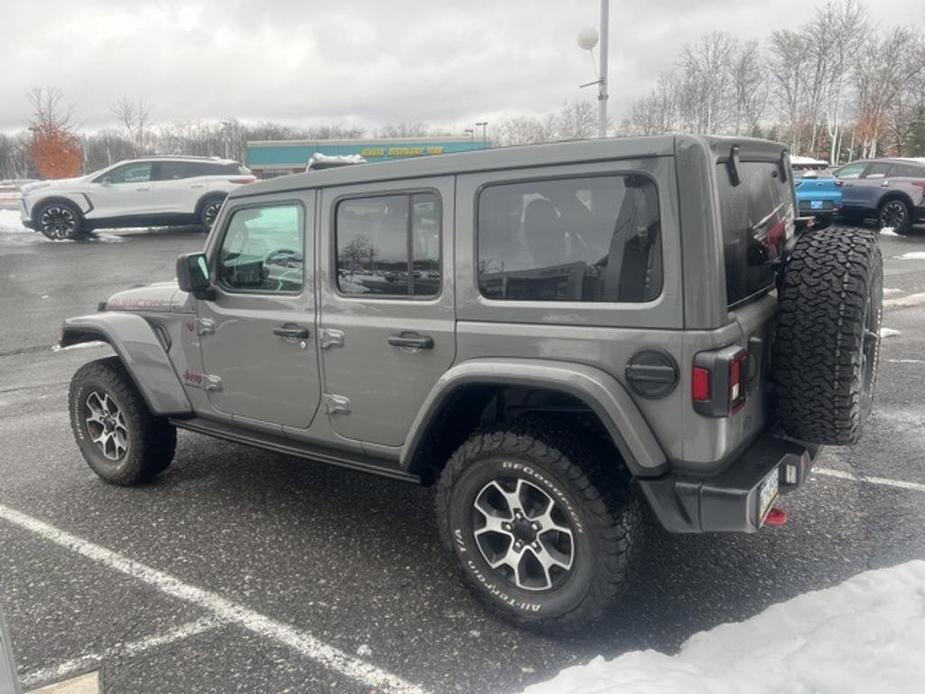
[764,507,788,527]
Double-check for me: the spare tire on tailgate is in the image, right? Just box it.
[772,227,883,444]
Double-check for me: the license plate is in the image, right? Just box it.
[811,200,823,210]
[758,468,780,524]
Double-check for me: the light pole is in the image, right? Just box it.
[475,121,488,147]
[578,0,609,138]
[464,128,475,148]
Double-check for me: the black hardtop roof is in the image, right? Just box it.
[230,134,786,199]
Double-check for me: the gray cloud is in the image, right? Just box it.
[2,0,921,133]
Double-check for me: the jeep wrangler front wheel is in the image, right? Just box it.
[435,417,640,633]
[69,357,177,485]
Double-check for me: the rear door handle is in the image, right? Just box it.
[273,324,310,339]
[136,186,150,191]
[387,332,434,349]
[191,183,205,189]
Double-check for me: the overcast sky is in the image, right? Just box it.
[2,0,922,135]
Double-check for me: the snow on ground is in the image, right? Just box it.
[884,292,925,309]
[880,226,899,237]
[880,327,901,338]
[896,251,925,260]
[0,209,28,234]
[883,288,903,295]
[522,561,925,694]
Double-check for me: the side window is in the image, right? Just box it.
[477,174,661,302]
[104,163,153,184]
[834,162,866,179]
[888,163,925,178]
[154,162,190,181]
[336,192,441,297]
[862,162,892,179]
[216,204,303,293]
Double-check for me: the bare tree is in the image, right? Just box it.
[853,27,925,158]
[555,99,598,139]
[110,97,152,155]
[817,0,868,163]
[731,40,767,135]
[768,30,809,151]
[495,115,557,145]
[679,33,737,133]
[376,122,429,138]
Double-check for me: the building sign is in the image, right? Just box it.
[246,137,488,175]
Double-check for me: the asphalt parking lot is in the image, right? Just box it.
[1,223,925,693]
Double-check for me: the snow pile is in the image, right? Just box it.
[879,227,898,237]
[880,327,901,338]
[896,251,925,260]
[0,209,28,234]
[522,561,925,694]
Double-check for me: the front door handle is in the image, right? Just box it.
[273,324,310,339]
[881,180,890,187]
[136,186,150,191]
[387,332,434,349]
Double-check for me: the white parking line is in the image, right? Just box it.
[20,617,221,689]
[814,467,925,494]
[0,503,429,694]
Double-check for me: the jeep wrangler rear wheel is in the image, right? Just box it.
[436,417,640,633]
[69,357,177,485]
[773,227,883,444]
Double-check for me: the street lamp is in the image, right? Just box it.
[577,0,609,138]
[464,128,475,148]
[475,121,488,147]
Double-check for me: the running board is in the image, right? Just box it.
[169,416,421,484]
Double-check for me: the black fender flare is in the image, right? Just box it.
[401,358,667,477]
[60,312,192,416]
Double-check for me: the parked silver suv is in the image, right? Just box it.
[60,136,883,632]
[20,156,256,240]
[834,157,925,234]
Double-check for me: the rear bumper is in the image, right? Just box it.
[638,434,821,534]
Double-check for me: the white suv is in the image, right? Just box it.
[20,156,256,240]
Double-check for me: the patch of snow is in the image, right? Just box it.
[879,226,899,237]
[896,251,925,260]
[884,292,925,309]
[0,209,29,234]
[880,327,901,338]
[356,644,372,657]
[522,561,925,694]
[883,288,903,295]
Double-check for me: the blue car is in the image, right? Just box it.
[792,156,843,229]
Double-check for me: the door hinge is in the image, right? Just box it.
[323,393,351,414]
[196,317,216,335]
[319,328,345,349]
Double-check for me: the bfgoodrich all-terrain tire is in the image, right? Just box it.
[69,357,177,485]
[435,417,640,633]
[773,227,883,444]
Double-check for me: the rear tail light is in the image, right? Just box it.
[692,346,749,417]
[729,350,747,413]
[911,180,925,192]
[692,367,712,402]
[229,176,257,184]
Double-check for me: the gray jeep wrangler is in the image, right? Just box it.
[61,136,883,632]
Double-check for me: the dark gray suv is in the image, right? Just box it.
[59,136,883,632]
[834,157,925,234]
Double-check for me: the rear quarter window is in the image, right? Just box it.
[716,161,793,306]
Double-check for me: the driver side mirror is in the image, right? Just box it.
[100,176,113,186]
[176,252,215,300]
